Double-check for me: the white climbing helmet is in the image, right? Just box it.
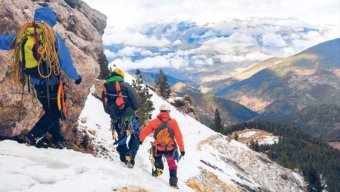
[159,104,171,112]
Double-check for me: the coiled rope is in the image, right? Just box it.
[11,21,60,84]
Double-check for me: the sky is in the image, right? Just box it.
[0,73,305,192]
[83,0,339,71]
[83,0,340,27]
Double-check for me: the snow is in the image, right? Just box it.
[257,136,279,145]
[238,131,257,138]
[0,73,305,192]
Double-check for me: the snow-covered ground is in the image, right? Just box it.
[236,129,280,145]
[0,73,305,192]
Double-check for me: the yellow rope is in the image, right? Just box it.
[11,21,60,84]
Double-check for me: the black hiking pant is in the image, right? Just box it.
[154,150,177,178]
[113,117,140,164]
[29,83,64,143]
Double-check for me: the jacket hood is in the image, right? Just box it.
[34,7,57,27]
[157,112,171,121]
[106,76,124,83]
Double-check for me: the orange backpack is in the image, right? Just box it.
[102,82,126,116]
[153,119,176,151]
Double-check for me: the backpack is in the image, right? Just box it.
[13,21,60,82]
[153,119,176,151]
[102,81,127,117]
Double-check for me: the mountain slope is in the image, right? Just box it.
[280,105,340,141]
[0,73,306,192]
[177,89,259,127]
[217,38,340,117]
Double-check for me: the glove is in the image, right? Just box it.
[180,151,185,156]
[75,76,82,85]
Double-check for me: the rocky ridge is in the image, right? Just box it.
[0,0,106,152]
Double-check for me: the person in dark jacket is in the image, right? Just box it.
[0,6,82,149]
[102,68,140,168]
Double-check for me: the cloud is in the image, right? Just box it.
[103,27,171,47]
[109,53,191,71]
[104,49,116,60]
[84,0,339,27]
[262,33,287,47]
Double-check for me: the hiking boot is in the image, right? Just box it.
[24,133,36,145]
[24,134,48,148]
[152,168,163,177]
[35,137,49,148]
[169,177,178,188]
[125,155,134,168]
[54,141,66,149]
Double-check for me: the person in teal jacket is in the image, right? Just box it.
[0,6,82,149]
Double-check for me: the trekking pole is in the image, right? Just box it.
[149,142,156,173]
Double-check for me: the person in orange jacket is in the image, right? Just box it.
[140,104,185,188]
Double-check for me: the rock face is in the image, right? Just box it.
[0,0,107,151]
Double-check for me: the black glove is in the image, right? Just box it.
[180,151,185,156]
[75,76,82,85]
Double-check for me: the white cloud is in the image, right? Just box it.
[169,56,189,68]
[116,47,137,57]
[84,0,339,27]
[111,56,170,70]
[262,33,287,47]
[104,49,116,60]
[103,27,170,47]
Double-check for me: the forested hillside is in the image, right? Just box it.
[226,121,340,192]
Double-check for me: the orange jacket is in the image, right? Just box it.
[140,112,185,152]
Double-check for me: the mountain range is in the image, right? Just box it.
[137,38,340,142]
[105,18,337,92]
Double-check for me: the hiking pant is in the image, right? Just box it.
[29,83,64,142]
[154,150,177,178]
[112,117,140,164]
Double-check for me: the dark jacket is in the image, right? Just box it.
[0,7,80,85]
[102,75,140,120]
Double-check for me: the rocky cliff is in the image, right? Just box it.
[0,0,107,152]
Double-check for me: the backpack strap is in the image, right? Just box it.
[153,118,175,140]
[115,82,125,109]
[102,84,108,105]
[32,21,41,61]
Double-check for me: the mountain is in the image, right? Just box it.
[0,73,306,192]
[217,38,340,116]
[226,121,340,192]
[280,105,340,141]
[215,38,340,142]
[129,69,198,88]
[176,89,259,127]
[105,18,337,91]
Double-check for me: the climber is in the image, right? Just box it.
[0,5,82,149]
[140,104,185,189]
[102,68,140,168]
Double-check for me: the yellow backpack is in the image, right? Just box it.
[13,21,60,82]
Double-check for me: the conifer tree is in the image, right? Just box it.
[132,69,155,127]
[304,167,324,192]
[155,69,171,99]
[212,108,224,133]
[97,50,110,79]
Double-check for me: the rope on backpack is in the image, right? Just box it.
[12,21,60,84]
[57,73,66,120]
